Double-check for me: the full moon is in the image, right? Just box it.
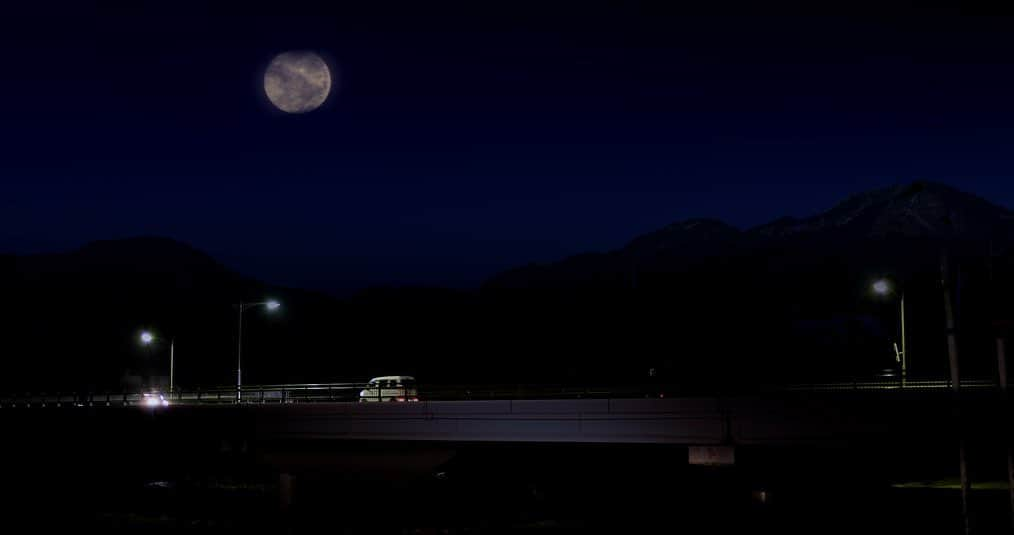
[263,51,332,113]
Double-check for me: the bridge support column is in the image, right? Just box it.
[688,446,735,466]
[996,336,1014,531]
[279,472,294,511]
[278,471,295,534]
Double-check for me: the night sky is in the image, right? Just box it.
[3,1,1014,292]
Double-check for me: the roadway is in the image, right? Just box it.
[0,378,996,408]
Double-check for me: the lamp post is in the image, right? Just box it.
[872,279,906,386]
[139,331,175,392]
[235,299,281,401]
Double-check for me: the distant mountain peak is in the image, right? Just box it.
[621,218,740,257]
[80,235,209,254]
[72,236,228,274]
[485,181,1014,289]
[663,218,735,231]
[751,181,1012,241]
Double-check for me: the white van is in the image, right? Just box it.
[359,376,419,402]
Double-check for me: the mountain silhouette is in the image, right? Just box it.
[3,182,1013,392]
[0,237,350,391]
[487,181,1014,290]
[482,181,1014,386]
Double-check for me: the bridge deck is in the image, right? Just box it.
[2,390,1003,446]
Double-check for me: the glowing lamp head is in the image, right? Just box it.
[872,280,891,296]
[140,331,155,344]
[265,300,281,311]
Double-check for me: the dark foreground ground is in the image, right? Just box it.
[4,431,1014,534]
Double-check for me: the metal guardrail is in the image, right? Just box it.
[0,378,1001,408]
[782,378,995,392]
[0,382,408,408]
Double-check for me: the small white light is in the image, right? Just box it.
[140,331,154,344]
[266,300,281,311]
[872,280,890,295]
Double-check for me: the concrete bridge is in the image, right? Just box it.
[2,390,1005,450]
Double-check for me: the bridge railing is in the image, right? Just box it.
[0,377,999,408]
[781,378,995,392]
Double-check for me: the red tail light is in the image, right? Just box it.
[395,397,406,402]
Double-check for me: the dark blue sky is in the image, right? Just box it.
[3,1,1014,291]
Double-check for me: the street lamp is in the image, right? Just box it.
[235,299,281,401]
[139,330,175,393]
[872,279,906,386]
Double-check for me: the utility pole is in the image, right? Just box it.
[997,336,1014,530]
[989,239,1014,530]
[942,251,971,534]
[900,293,907,385]
[237,301,244,402]
[169,338,175,395]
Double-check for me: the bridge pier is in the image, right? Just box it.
[218,437,249,456]
[279,471,294,509]
[278,470,295,535]
[689,445,736,466]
